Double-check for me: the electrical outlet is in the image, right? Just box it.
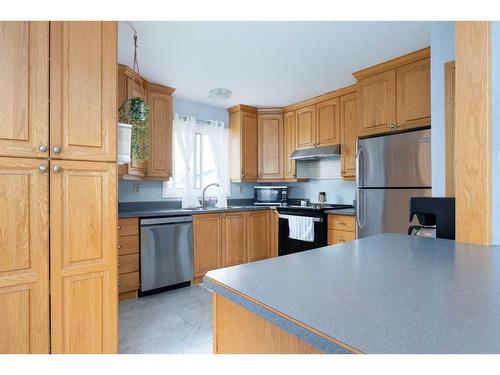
[133,184,140,194]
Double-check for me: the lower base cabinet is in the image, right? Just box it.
[327,214,356,245]
[118,218,140,301]
[193,210,277,278]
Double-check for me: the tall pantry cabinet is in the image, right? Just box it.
[0,21,118,354]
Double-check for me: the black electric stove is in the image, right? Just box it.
[276,203,353,256]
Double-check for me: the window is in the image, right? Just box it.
[162,123,230,198]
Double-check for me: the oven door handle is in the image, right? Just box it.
[278,214,323,223]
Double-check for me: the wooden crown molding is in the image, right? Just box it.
[118,63,176,95]
[352,47,430,81]
[228,104,258,114]
[283,84,358,112]
[257,108,285,115]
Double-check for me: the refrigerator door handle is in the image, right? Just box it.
[356,146,365,188]
[356,189,365,230]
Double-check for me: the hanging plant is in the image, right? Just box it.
[118,97,150,160]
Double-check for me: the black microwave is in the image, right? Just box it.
[254,186,288,205]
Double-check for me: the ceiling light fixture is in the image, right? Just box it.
[209,88,232,101]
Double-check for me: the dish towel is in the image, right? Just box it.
[288,216,315,242]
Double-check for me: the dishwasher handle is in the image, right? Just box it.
[141,216,192,226]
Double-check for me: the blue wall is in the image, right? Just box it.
[430,22,455,197]
[492,22,500,244]
[173,97,229,123]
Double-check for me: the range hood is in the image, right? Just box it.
[290,145,341,160]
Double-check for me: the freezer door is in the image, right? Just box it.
[356,129,431,188]
[356,188,432,238]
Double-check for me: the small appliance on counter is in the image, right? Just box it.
[408,197,455,240]
[254,186,288,205]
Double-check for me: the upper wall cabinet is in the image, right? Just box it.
[229,105,258,182]
[340,93,357,179]
[354,47,430,137]
[258,109,284,180]
[296,98,340,150]
[296,105,316,149]
[50,22,117,162]
[117,65,175,180]
[0,22,49,159]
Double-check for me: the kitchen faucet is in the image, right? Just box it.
[202,183,220,208]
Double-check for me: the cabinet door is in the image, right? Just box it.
[125,78,147,177]
[340,93,357,179]
[316,98,340,147]
[396,58,431,129]
[357,70,396,137]
[50,160,117,354]
[147,89,173,178]
[193,214,221,277]
[241,112,258,181]
[258,113,283,179]
[221,213,247,267]
[50,21,117,162]
[296,105,316,149]
[247,211,270,262]
[0,157,49,353]
[0,22,49,159]
[283,111,297,179]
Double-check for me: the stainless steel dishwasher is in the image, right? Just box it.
[140,216,193,294]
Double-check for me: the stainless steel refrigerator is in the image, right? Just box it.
[356,128,431,238]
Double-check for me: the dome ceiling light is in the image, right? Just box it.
[209,88,232,101]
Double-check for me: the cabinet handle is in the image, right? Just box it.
[339,238,345,242]
[39,144,48,153]
[52,145,61,154]
[118,244,121,249]
[395,123,401,128]
[118,282,121,287]
[389,124,395,129]
[38,164,48,173]
[52,165,62,173]
[338,221,345,225]
[118,263,121,268]
[118,225,121,230]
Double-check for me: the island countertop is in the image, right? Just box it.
[204,233,500,354]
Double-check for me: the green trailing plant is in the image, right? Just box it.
[118,97,150,160]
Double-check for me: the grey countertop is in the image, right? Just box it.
[204,233,500,353]
[324,208,356,216]
[119,205,272,218]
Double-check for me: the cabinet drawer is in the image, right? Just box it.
[328,214,356,232]
[118,235,139,256]
[118,253,139,274]
[328,229,356,245]
[118,272,139,293]
[118,218,139,236]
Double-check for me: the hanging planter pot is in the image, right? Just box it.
[118,97,150,161]
[117,122,132,164]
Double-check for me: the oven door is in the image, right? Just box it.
[278,214,327,256]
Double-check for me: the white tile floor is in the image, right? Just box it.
[119,284,213,354]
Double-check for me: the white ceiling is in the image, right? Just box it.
[118,21,431,108]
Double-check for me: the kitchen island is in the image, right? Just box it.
[204,233,500,354]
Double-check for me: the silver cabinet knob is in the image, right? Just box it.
[38,164,47,173]
[39,144,48,152]
[52,145,61,154]
[389,124,395,129]
[53,165,62,173]
[395,123,401,128]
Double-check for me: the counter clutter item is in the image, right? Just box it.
[205,234,500,354]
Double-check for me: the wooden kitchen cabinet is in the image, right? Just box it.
[229,105,258,182]
[396,58,431,129]
[222,212,247,267]
[296,105,316,149]
[50,22,117,162]
[340,93,358,179]
[356,70,396,137]
[49,159,117,354]
[258,109,284,180]
[247,211,271,262]
[283,111,297,179]
[117,217,140,301]
[354,48,430,137]
[193,213,222,278]
[0,157,49,354]
[147,84,174,179]
[327,214,356,245]
[0,22,49,159]
[193,210,278,279]
[316,97,341,146]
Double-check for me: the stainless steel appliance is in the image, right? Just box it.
[254,186,288,205]
[277,203,352,255]
[356,128,431,238]
[140,216,193,294]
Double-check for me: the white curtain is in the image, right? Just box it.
[206,120,229,208]
[174,113,200,208]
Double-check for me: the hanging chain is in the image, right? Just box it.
[133,32,146,98]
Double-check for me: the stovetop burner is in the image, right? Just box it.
[278,203,353,211]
